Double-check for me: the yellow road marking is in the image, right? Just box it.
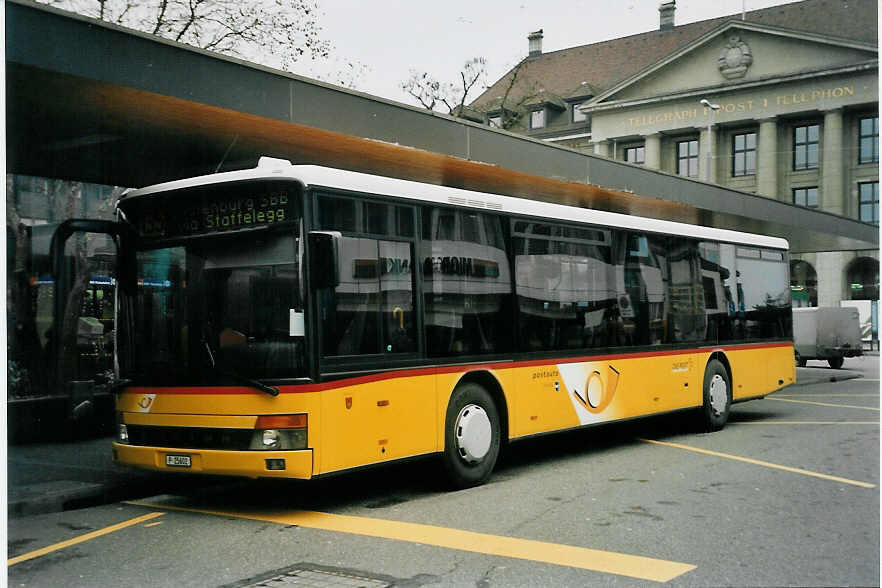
[125,500,694,582]
[8,512,164,566]
[776,394,880,398]
[731,421,879,425]
[641,439,876,489]
[854,378,880,382]
[768,397,879,411]
[143,521,164,528]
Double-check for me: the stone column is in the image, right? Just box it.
[816,251,847,306]
[757,117,778,199]
[644,133,661,171]
[593,140,610,158]
[700,125,718,184]
[822,108,844,215]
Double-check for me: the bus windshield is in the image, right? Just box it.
[118,179,307,385]
[122,229,305,384]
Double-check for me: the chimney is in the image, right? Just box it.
[528,29,543,57]
[659,0,675,31]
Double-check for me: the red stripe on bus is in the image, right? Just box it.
[122,342,791,397]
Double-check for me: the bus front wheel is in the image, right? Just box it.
[701,359,731,432]
[442,383,500,489]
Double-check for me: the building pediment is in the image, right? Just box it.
[588,21,877,106]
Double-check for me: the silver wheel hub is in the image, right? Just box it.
[455,404,492,463]
[709,374,728,415]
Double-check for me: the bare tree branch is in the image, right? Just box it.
[402,57,487,116]
[36,0,361,87]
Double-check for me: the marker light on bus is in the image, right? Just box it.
[250,414,308,451]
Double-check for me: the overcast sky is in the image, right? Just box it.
[293,0,802,107]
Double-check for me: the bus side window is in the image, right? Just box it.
[513,220,615,351]
[422,206,513,357]
[664,237,705,344]
[616,232,666,346]
[316,194,417,357]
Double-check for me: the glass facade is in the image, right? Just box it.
[7,175,124,401]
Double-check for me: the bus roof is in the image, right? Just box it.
[123,157,790,251]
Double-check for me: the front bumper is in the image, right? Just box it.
[112,442,313,479]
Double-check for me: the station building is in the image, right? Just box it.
[472,0,879,326]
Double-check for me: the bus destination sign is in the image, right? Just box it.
[127,183,295,240]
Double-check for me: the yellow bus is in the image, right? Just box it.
[58,158,794,488]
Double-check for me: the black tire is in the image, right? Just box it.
[795,351,807,368]
[828,357,844,369]
[701,359,731,432]
[442,383,501,489]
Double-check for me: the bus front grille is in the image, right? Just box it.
[126,425,253,450]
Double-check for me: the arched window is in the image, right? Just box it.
[846,257,879,301]
[790,260,818,307]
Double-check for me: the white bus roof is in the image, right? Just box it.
[123,157,790,250]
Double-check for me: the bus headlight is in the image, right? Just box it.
[117,413,129,444]
[249,414,307,450]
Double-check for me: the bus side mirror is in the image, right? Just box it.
[308,231,342,289]
[50,219,137,295]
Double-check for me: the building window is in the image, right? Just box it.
[859,181,879,224]
[571,103,587,123]
[530,109,546,129]
[732,132,756,176]
[793,124,819,170]
[625,145,645,164]
[488,115,501,128]
[677,139,699,177]
[859,116,879,164]
[793,187,818,208]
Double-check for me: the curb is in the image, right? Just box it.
[8,481,107,518]
[792,368,862,387]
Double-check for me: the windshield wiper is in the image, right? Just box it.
[202,338,279,397]
[217,369,280,397]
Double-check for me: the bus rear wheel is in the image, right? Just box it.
[701,359,731,432]
[828,357,844,369]
[442,383,500,489]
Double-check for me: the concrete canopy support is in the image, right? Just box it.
[757,118,779,199]
[822,108,845,215]
[594,140,610,158]
[644,133,662,170]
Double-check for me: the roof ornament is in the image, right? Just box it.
[718,33,752,79]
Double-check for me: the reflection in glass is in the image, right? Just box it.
[423,208,512,356]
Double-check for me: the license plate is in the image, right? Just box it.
[165,454,191,467]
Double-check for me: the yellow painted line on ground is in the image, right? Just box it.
[731,421,879,425]
[854,378,880,382]
[8,512,164,567]
[642,439,876,489]
[776,394,880,398]
[767,397,879,411]
[125,500,694,582]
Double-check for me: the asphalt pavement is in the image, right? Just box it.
[6,356,875,519]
